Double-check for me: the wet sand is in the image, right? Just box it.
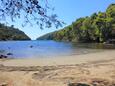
[0,50,115,86]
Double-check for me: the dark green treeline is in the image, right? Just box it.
[37,4,115,43]
[0,24,31,41]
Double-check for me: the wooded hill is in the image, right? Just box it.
[37,4,115,43]
[0,24,31,41]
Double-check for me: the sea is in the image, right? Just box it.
[0,40,115,58]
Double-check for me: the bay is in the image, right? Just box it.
[0,40,114,58]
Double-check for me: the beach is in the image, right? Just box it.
[0,50,115,86]
[0,1,114,86]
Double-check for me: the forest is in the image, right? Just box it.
[0,23,31,40]
[37,4,115,43]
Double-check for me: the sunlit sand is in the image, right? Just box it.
[0,50,115,86]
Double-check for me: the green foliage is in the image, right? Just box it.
[0,23,31,41]
[37,4,115,43]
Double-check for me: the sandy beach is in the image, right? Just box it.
[0,50,115,86]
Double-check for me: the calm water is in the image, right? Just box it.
[0,40,115,58]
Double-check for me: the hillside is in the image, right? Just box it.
[0,24,31,41]
[37,32,56,40]
[37,4,115,43]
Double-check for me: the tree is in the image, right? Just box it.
[0,0,64,29]
[37,4,115,43]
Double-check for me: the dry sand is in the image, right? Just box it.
[0,50,115,86]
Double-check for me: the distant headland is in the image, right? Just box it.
[0,23,31,41]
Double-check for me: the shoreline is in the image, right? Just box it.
[0,50,115,86]
[0,50,115,66]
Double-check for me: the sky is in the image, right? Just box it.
[2,0,115,40]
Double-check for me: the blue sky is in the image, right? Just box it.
[3,0,115,40]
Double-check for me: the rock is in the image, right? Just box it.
[7,53,13,55]
[68,83,90,86]
[0,55,7,59]
[30,45,33,48]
